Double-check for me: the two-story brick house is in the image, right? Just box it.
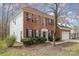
[10,6,71,42]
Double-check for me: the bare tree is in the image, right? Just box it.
[1,3,16,38]
[1,3,5,39]
[45,3,68,46]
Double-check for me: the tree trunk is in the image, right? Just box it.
[53,3,58,47]
[1,3,5,40]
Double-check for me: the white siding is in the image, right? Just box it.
[10,12,23,42]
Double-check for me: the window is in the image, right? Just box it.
[38,16,41,23]
[39,30,41,37]
[48,30,51,36]
[13,32,15,36]
[26,29,32,37]
[48,19,54,25]
[26,29,28,37]
[45,18,49,25]
[51,30,53,36]
[32,29,36,37]
[28,15,32,19]
[20,31,22,39]
[28,29,32,37]
[32,14,36,23]
[24,12,28,20]
[36,16,39,23]
[34,30,36,37]
[27,13,33,21]
[36,30,39,37]
[25,12,28,18]
[32,30,33,37]
[13,19,16,25]
[51,19,54,24]
[25,12,33,21]
[48,30,53,37]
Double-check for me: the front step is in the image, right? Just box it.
[13,42,23,48]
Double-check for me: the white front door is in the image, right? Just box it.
[41,28,48,41]
[62,31,69,40]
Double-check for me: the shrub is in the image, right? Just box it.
[55,36,61,41]
[22,37,47,45]
[36,37,42,43]
[34,37,47,43]
[39,37,47,43]
[48,36,53,41]
[32,37,37,44]
[21,37,33,45]
[6,36,16,47]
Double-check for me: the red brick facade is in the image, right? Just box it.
[22,6,54,39]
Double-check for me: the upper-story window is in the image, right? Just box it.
[45,18,54,25]
[28,13,33,21]
[36,17,39,23]
[46,18,49,25]
[28,14,32,19]
[38,16,42,24]
[48,19,54,25]
[32,14,37,23]
[13,19,16,25]
[25,12,33,21]
[25,12,28,18]
[49,19,52,23]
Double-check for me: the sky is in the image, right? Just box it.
[66,3,79,26]
[31,3,79,26]
[0,3,79,26]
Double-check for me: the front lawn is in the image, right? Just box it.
[1,42,79,56]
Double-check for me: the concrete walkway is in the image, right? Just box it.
[66,39,79,43]
[50,39,79,45]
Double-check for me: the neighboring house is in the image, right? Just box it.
[10,6,71,42]
[71,26,79,39]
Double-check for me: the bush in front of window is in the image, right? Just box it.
[22,37,47,46]
[21,37,33,46]
[48,36,53,41]
[36,37,47,43]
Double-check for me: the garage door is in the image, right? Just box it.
[62,31,69,40]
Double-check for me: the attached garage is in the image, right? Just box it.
[57,25,71,41]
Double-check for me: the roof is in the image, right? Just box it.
[10,6,54,22]
[22,6,54,19]
[57,25,71,30]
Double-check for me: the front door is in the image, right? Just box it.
[43,32,46,38]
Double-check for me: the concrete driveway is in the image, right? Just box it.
[50,39,79,45]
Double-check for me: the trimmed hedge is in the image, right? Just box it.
[21,37,47,45]
[21,37,33,45]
